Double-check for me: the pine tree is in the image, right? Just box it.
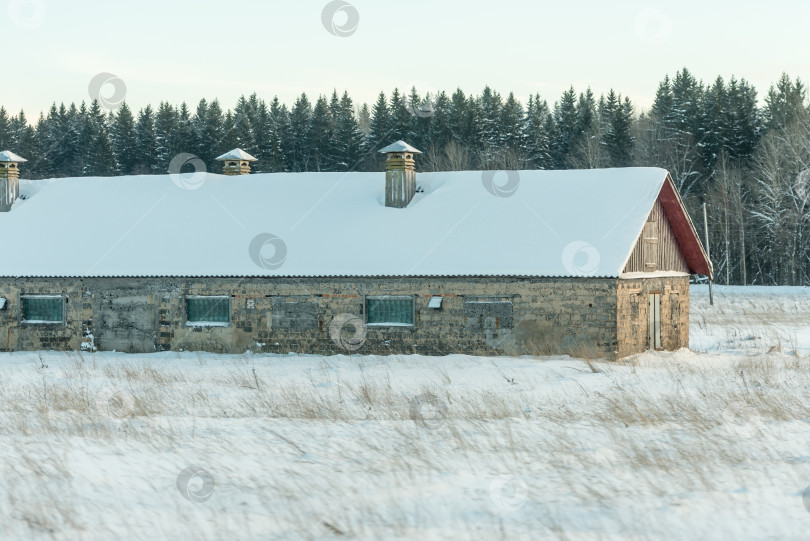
[764,73,806,131]
[447,89,468,146]
[265,97,287,172]
[135,105,158,174]
[523,94,552,169]
[0,107,10,150]
[9,111,39,177]
[429,91,452,152]
[498,92,524,161]
[368,92,392,155]
[287,93,313,171]
[206,100,226,161]
[601,92,634,167]
[477,86,502,166]
[357,103,371,136]
[725,77,761,162]
[65,103,85,176]
[309,95,333,171]
[192,98,210,163]
[154,102,179,172]
[83,100,116,176]
[389,88,411,142]
[406,86,431,151]
[219,111,239,154]
[176,102,194,156]
[550,87,578,168]
[112,103,138,175]
[698,76,727,170]
[275,102,294,172]
[231,95,258,157]
[331,91,364,171]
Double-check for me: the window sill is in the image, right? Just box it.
[22,320,65,325]
[366,322,414,327]
[185,322,231,328]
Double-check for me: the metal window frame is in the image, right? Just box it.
[19,294,66,325]
[364,295,415,327]
[184,295,232,327]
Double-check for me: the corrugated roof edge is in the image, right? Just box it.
[0,274,630,279]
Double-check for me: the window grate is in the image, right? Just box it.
[187,298,230,323]
[367,298,413,325]
[23,297,63,322]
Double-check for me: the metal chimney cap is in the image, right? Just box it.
[378,141,422,154]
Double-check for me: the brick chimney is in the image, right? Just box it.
[379,140,422,208]
[0,150,26,212]
[215,148,258,176]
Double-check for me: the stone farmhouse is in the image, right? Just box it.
[0,142,711,359]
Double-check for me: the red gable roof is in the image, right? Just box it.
[657,175,712,278]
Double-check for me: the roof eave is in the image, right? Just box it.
[658,174,712,278]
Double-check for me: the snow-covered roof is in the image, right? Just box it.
[215,148,258,161]
[0,150,27,163]
[378,141,422,154]
[0,168,709,278]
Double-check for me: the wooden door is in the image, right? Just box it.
[648,293,661,350]
[670,293,680,347]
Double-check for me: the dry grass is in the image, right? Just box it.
[0,350,809,539]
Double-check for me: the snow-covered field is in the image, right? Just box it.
[1,285,810,540]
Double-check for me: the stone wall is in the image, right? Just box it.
[0,276,621,358]
[616,276,691,358]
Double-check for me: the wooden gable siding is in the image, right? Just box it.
[623,198,689,274]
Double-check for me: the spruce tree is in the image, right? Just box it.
[389,88,411,142]
[0,107,10,149]
[309,95,333,171]
[134,105,158,174]
[331,91,364,171]
[499,92,524,160]
[523,94,552,169]
[176,102,194,157]
[368,92,392,155]
[550,87,578,168]
[601,92,634,167]
[287,93,313,171]
[154,102,179,172]
[764,73,806,131]
[9,111,39,177]
[725,77,761,162]
[112,102,138,175]
[83,99,116,176]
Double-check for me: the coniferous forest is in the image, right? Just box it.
[1,68,809,286]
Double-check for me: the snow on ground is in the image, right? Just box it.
[1,286,810,540]
[691,284,810,355]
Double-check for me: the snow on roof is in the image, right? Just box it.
[378,141,422,154]
[215,148,258,161]
[0,168,684,278]
[0,150,27,162]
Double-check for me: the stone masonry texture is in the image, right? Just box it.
[0,276,690,359]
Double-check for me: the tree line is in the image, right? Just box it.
[0,68,808,285]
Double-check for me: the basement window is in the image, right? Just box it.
[21,295,65,324]
[366,296,414,326]
[186,296,231,326]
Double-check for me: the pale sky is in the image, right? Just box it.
[5,0,810,118]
